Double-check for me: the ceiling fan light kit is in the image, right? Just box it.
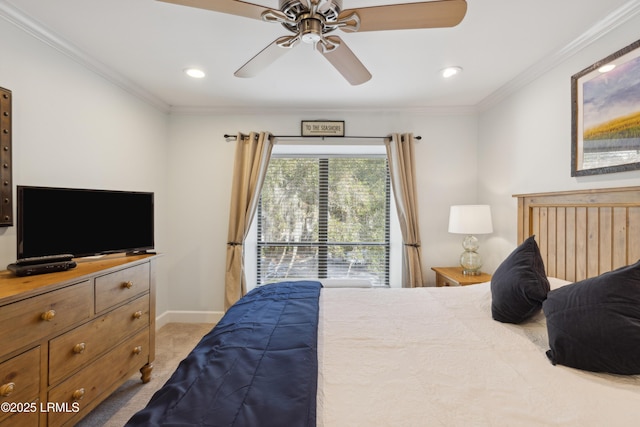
[159,0,467,85]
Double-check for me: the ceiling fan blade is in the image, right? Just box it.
[320,37,371,86]
[157,0,268,20]
[339,0,467,32]
[234,38,295,78]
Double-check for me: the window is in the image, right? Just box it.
[254,152,392,287]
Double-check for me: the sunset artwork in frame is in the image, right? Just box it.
[571,38,640,176]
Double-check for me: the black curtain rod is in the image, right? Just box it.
[223,134,422,140]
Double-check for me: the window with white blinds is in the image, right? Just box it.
[256,155,390,286]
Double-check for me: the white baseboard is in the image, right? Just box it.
[155,310,224,330]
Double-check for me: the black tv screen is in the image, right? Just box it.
[17,186,154,259]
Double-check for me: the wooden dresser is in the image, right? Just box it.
[0,253,157,426]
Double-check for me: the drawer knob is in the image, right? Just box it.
[0,382,15,397]
[73,343,86,354]
[132,310,143,319]
[132,345,143,355]
[72,388,85,401]
[122,281,134,289]
[41,309,56,321]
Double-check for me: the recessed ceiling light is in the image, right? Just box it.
[598,64,616,73]
[441,66,463,79]
[441,66,462,78]
[184,68,206,78]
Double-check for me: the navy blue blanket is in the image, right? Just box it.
[126,281,322,427]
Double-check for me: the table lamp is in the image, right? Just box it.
[448,205,493,275]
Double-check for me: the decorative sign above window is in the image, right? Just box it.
[301,120,345,137]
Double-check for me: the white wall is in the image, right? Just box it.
[0,19,170,312]
[0,13,479,320]
[9,6,639,319]
[478,14,640,272]
[166,110,478,313]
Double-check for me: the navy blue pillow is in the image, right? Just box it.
[491,236,550,323]
[543,260,640,375]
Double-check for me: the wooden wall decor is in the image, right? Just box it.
[0,87,11,226]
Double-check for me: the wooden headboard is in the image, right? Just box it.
[515,186,640,282]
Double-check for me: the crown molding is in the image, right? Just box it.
[167,104,479,116]
[0,1,170,113]
[478,0,640,111]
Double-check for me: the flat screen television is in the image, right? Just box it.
[17,186,154,259]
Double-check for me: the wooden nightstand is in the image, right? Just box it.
[431,266,492,287]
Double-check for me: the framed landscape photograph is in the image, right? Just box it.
[571,39,640,176]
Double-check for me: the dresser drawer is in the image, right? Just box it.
[49,294,150,385]
[0,409,39,427]
[95,263,150,313]
[47,328,150,426]
[0,282,92,356]
[0,347,40,424]
[435,274,456,287]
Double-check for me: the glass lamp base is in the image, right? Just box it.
[459,244,482,276]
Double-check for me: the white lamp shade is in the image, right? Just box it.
[448,205,493,234]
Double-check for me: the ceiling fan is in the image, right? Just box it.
[158,0,467,85]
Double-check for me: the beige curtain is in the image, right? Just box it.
[224,131,274,310]
[385,133,425,287]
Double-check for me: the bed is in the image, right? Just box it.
[126,186,640,426]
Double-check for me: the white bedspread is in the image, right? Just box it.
[317,281,640,426]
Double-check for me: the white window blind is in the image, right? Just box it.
[257,155,390,286]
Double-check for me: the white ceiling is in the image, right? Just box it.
[1,0,638,112]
